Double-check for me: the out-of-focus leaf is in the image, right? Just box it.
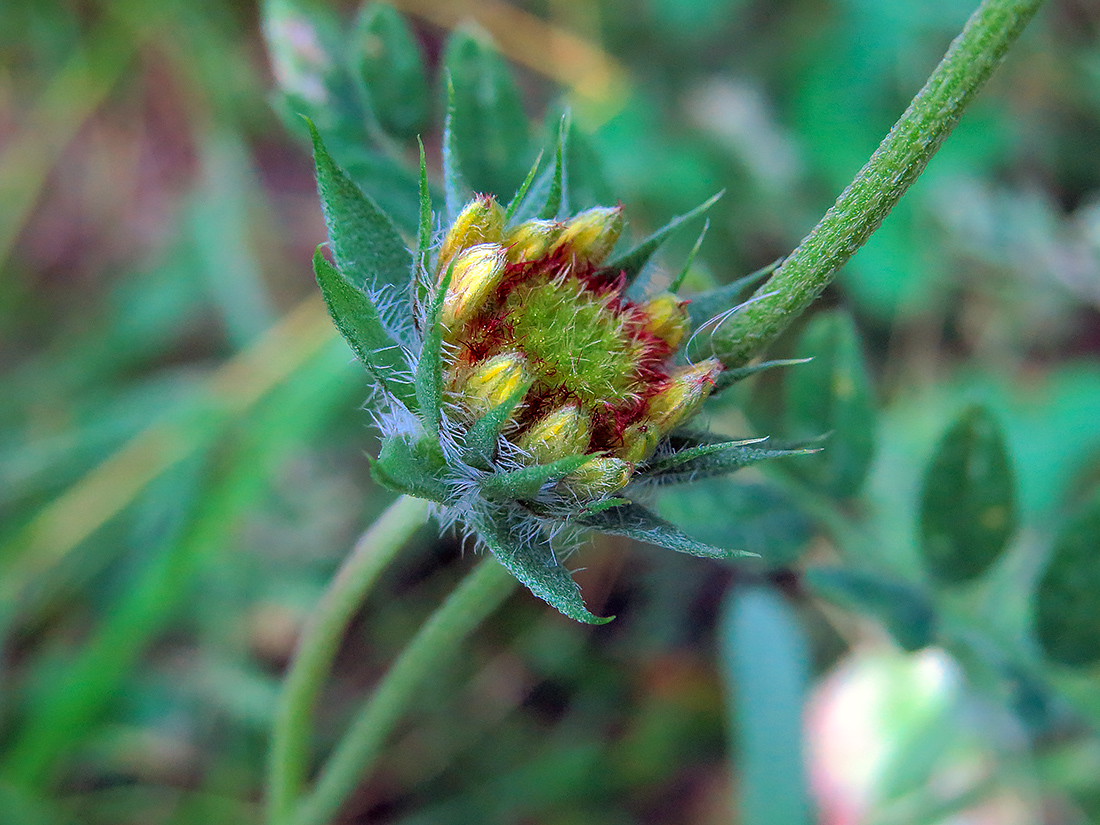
[442,77,472,224]
[442,27,530,199]
[1035,489,1100,666]
[720,585,812,825]
[784,310,876,498]
[472,508,609,625]
[308,121,412,294]
[656,479,812,566]
[536,117,566,220]
[576,500,750,559]
[353,2,428,140]
[313,249,415,411]
[919,405,1017,584]
[804,566,936,651]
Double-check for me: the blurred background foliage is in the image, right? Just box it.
[2,0,1100,823]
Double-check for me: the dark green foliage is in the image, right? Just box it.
[610,191,721,288]
[1035,490,1100,666]
[371,435,450,502]
[919,405,1017,584]
[354,3,428,139]
[414,269,450,439]
[784,310,876,498]
[459,385,531,471]
[477,455,590,501]
[639,431,818,485]
[313,249,416,410]
[307,120,412,294]
[804,566,936,651]
[575,501,749,560]
[443,28,531,199]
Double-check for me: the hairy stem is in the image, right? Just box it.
[713,0,1046,367]
[294,557,517,825]
[267,494,430,825]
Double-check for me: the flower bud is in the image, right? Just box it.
[504,219,563,263]
[617,421,661,463]
[552,206,624,265]
[562,457,633,499]
[441,243,508,330]
[516,403,592,465]
[461,352,531,418]
[645,359,722,433]
[638,293,690,350]
[438,195,505,272]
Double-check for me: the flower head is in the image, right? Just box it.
[308,123,811,622]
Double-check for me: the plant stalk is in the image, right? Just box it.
[267,494,430,825]
[293,556,517,825]
[713,0,1046,367]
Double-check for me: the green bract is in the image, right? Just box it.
[306,120,812,623]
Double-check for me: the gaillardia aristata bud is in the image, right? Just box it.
[310,122,806,622]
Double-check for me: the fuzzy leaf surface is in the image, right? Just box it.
[372,436,451,503]
[415,268,450,439]
[460,385,531,470]
[308,121,412,294]
[919,405,1017,584]
[443,29,530,199]
[577,501,750,559]
[441,78,472,223]
[472,508,609,624]
[477,455,590,502]
[784,310,875,498]
[804,566,936,651]
[609,192,721,287]
[1035,490,1100,666]
[354,2,428,139]
[713,358,813,393]
[313,249,416,411]
[639,432,818,485]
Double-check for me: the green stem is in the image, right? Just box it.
[293,557,517,825]
[713,0,1046,367]
[267,494,430,825]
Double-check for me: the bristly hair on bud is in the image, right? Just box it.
[309,118,815,624]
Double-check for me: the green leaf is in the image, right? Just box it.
[783,310,876,498]
[685,259,779,335]
[460,384,532,471]
[608,191,722,288]
[443,27,531,199]
[307,120,412,294]
[372,435,451,503]
[720,586,812,825]
[415,265,451,438]
[413,138,432,315]
[576,501,752,559]
[638,431,818,485]
[536,116,567,220]
[353,2,428,140]
[1035,489,1100,666]
[472,507,610,624]
[712,358,813,393]
[503,150,544,223]
[441,76,472,224]
[804,566,936,651]
[919,405,1017,584]
[313,249,417,411]
[670,218,708,293]
[478,455,590,501]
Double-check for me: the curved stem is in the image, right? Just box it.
[293,557,517,825]
[712,0,1046,367]
[267,494,430,825]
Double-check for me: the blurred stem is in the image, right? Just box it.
[713,0,1046,367]
[292,557,516,825]
[267,494,429,825]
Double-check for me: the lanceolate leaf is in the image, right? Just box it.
[713,358,813,393]
[536,116,567,220]
[442,77,472,223]
[354,1,429,140]
[639,435,818,485]
[1036,490,1100,666]
[919,405,1017,584]
[460,384,532,470]
[307,120,412,294]
[670,218,709,293]
[313,249,416,411]
[503,150,544,222]
[642,436,769,474]
[473,508,610,624]
[478,455,590,501]
[415,266,451,438]
[413,138,432,314]
[577,501,752,559]
[804,566,936,652]
[784,310,875,498]
[443,27,531,199]
[609,191,722,288]
[371,436,452,503]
